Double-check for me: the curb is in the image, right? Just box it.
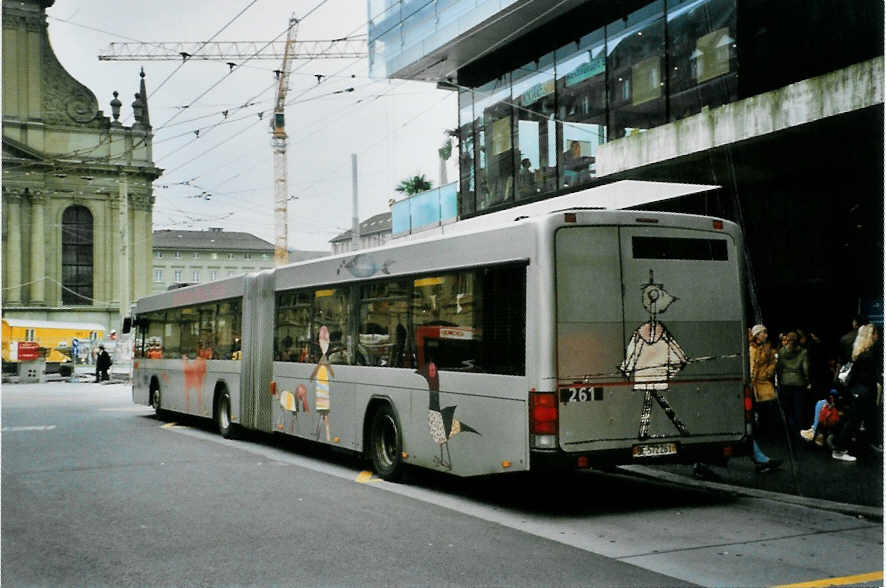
[619,464,883,521]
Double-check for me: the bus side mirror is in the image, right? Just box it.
[122,317,132,334]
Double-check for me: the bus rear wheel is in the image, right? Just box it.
[215,390,235,439]
[370,404,404,481]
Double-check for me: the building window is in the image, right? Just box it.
[154,270,163,282]
[556,27,607,190]
[458,87,476,217]
[244,252,252,260]
[193,252,200,259]
[262,253,270,260]
[211,252,219,260]
[175,251,182,258]
[25,329,35,341]
[157,251,163,258]
[512,51,556,200]
[607,2,667,139]
[209,270,217,281]
[227,252,235,260]
[61,205,93,305]
[174,270,182,282]
[474,75,514,211]
[666,0,737,120]
[192,270,200,282]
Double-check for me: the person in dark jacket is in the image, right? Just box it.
[777,331,810,436]
[832,324,882,461]
[95,345,112,382]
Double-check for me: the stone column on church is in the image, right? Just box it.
[109,194,119,305]
[5,191,23,303]
[132,195,149,300]
[29,190,46,304]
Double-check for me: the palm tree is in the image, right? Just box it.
[395,174,432,196]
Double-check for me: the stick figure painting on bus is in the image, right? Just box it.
[620,270,690,440]
[311,325,334,441]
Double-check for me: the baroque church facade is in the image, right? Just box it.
[2,0,162,330]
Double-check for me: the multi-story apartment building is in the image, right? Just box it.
[329,211,392,254]
[368,0,883,334]
[151,228,275,293]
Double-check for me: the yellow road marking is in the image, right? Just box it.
[355,470,381,484]
[772,571,883,587]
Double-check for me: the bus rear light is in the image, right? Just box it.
[530,391,558,435]
[713,220,724,229]
[564,212,576,223]
[722,445,733,458]
[743,385,753,414]
[270,381,277,397]
[501,460,512,468]
[531,434,557,449]
[577,456,590,468]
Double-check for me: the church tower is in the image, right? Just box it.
[2,0,162,331]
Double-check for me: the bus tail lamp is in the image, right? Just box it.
[744,385,754,435]
[576,456,590,469]
[564,212,576,223]
[270,381,276,397]
[530,391,558,449]
[713,220,724,230]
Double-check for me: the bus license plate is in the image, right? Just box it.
[632,443,677,458]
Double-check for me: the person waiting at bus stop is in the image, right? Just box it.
[95,345,112,382]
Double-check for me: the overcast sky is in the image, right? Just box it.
[45,0,457,251]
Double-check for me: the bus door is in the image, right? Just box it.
[555,226,629,451]
[617,226,744,446]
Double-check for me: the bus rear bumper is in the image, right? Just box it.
[530,437,751,472]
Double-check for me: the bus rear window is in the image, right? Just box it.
[632,236,728,261]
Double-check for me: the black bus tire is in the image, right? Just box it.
[150,387,162,413]
[215,389,236,439]
[370,404,404,481]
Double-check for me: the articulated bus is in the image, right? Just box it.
[129,181,751,480]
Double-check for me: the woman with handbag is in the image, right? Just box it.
[832,324,882,462]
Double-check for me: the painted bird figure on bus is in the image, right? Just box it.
[620,270,690,440]
[417,360,480,470]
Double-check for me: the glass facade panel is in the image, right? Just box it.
[667,0,737,120]
[474,75,513,210]
[607,1,667,139]
[402,2,436,49]
[556,28,607,190]
[458,87,476,216]
[512,52,556,201]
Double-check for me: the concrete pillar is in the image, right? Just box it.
[29,190,46,304]
[5,191,22,303]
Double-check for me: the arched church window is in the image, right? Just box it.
[61,206,93,305]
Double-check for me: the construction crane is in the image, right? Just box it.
[271,14,299,266]
[98,38,367,62]
[98,22,368,266]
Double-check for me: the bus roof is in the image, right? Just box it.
[2,318,106,332]
[398,180,720,242]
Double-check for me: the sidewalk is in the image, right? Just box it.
[635,433,883,518]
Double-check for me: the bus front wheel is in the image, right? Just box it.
[370,404,404,481]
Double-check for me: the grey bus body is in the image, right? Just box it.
[131,181,750,478]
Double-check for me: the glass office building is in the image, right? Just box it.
[369,0,883,335]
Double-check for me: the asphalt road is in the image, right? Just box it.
[2,382,883,587]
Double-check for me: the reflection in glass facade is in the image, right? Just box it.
[457,0,738,217]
